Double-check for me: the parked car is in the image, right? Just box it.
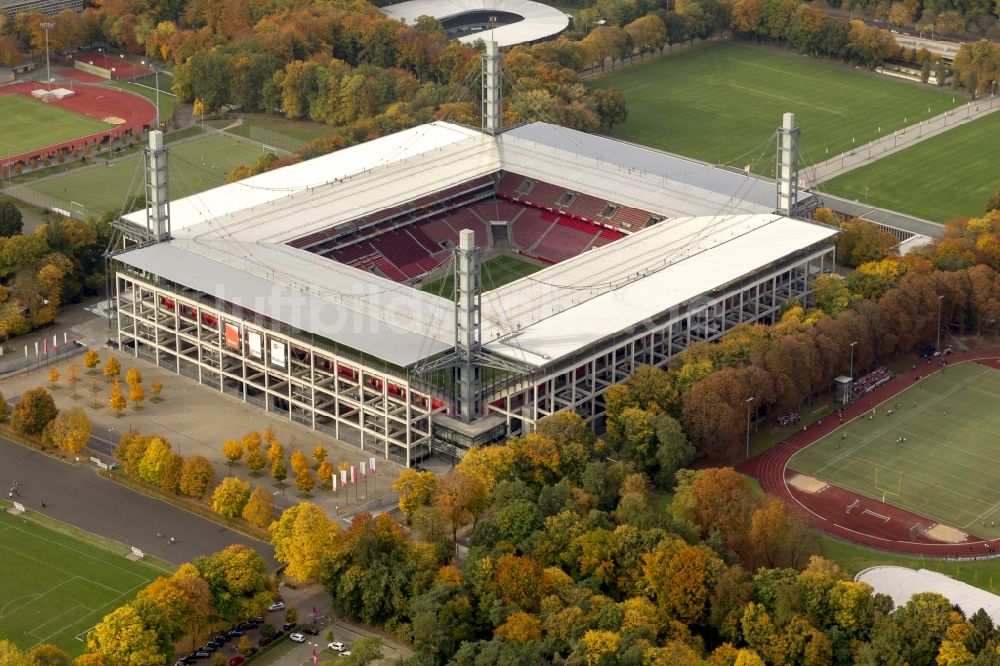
[302,626,319,636]
[226,630,244,639]
[193,651,211,659]
[257,637,272,647]
[290,633,306,643]
[338,652,352,658]
[328,642,345,652]
[267,601,285,612]
[282,622,296,632]
[229,658,244,666]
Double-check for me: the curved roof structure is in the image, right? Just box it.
[382,0,569,47]
[857,566,1000,624]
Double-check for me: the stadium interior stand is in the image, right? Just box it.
[291,171,642,282]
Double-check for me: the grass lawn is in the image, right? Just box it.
[25,133,265,216]
[790,362,1000,539]
[0,508,168,656]
[821,112,1000,223]
[223,114,334,150]
[0,95,112,159]
[820,535,1000,595]
[107,80,176,123]
[588,43,963,171]
[420,254,544,296]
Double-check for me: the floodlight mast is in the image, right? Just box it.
[41,22,54,89]
[776,112,799,215]
[482,41,501,135]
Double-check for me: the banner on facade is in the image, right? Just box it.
[269,339,286,368]
[224,323,240,350]
[248,331,263,359]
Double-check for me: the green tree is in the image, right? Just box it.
[11,387,58,435]
[180,455,215,498]
[394,468,437,524]
[652,414,694,489]
[212,477,251,518]
[86,604,164,666]
[271,457,287,485]
[592,88,628,134]
[193,544,271,623]
[0,201,23,237]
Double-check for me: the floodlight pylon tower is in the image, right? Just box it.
[144,130,171,242]
[776,112,799,215]
[482,40,502,135]
[455,229,482,420]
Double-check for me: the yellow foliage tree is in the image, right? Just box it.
[290,450,310,476]
[211,477,251,518]
[179,455,215,498]
[316,460,334,487]
[66,362,81,397]
[102,356,121,383]
[494,611,542,645]
[393,468,437,523]
[86,604,164,666]
[125,367,142,389]
[312,443,328,467]
[269,502,339,583]
[129,381,145,410]
[47,366,59,387]
[150,379,163,400]
[223,438,243,465]
[46,406,91,454]
[581,629,620,666]
[294,466,315,495]
[267,439,285,466]
[108,379,126,416]
[242,485,275,528]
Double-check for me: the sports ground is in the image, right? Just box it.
[0,508,166,655]
[0,95,112,158]
[25,133,265,216]
[790,362,1000,540]
[589,43,963,170]
[420,254,543,295]
[821,112,1000,222]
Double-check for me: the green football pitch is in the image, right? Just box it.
[0,94,112,158]
[0,508,167,655]
[789,362,1000,539]
[421,254,544,296]
[24,133,265,216]
[821,112,1000,223]
[588,43,963,171]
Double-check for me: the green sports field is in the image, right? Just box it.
[789,362,1000,539]
[589,43,963,170]
[421,254,543,296]
[822,112,1000,223]
[0,508,167,655]
[24,133,264,216]
[0,95,112,158]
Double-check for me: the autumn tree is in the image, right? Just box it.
[747,496,818,570]
[83,349,100,374]
[103,356,121,383]
[433,471,487,552]
[125,367,142,389]
[271,457,287,485]
[26,643,70,666]
[212,476,251,518]
[150,379,163,401]
[591,88,628,134]
[242,485,275,528]
[11,387,58,435]
[129,380,145,410]
[290,450,310,476]
[642,537,725,625]
[689,467,761,556]
[0,390,6,422]
[137,436,174,487]
[180,455,215,498]
[294,466,315,495]
[48,366,59,387]
[312,443,328,467]
[394,468,437,524]
[317,461,334,488]
[223,438,243,467]
[269,501,339,583]
[108,379,126,416]
[86,604,164,666]
[43,406,91,454]
[266,438,285,466]
[193,544,271,622]
[66,362,81,398]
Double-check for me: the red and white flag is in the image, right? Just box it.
[369,457,376,476]
[43,338,48,354]
[52,334,57,349]
[34,341,38,357]
[312,648,317,665]
[340,469,348,486]
[331,474,337,492]
[359,461,366,480]
[350,465,356,484]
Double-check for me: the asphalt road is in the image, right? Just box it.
[0,436,276,569]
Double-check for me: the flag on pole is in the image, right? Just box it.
[369,457,376,476]
[340,469,347,486]
[34,341,38,357]
[43,338,48,354]
[312,648,317,665]
[331,474,337,492]
[24,346,28,360]
[360,461,366,480]
[312,605,318,620]
[350,465,356,484]
[52,334,57,349]
[63,332,68,345]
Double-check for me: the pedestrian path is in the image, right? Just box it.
[803,94,1000,186]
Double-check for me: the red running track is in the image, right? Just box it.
[70,52,151,80]
[740,349,1000,558]
[0,81,155,168]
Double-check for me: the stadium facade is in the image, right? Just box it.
[111,68,837,466]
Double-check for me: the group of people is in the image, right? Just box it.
[156,532,177,544]
[851,367,891,397]
[778,412,801,427]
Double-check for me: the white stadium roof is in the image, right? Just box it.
[117,121,835,368]
[857,566,1000,625]
[382,0,569,47]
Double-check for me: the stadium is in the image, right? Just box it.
[110,47,839,466]
[382,0,570,47]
